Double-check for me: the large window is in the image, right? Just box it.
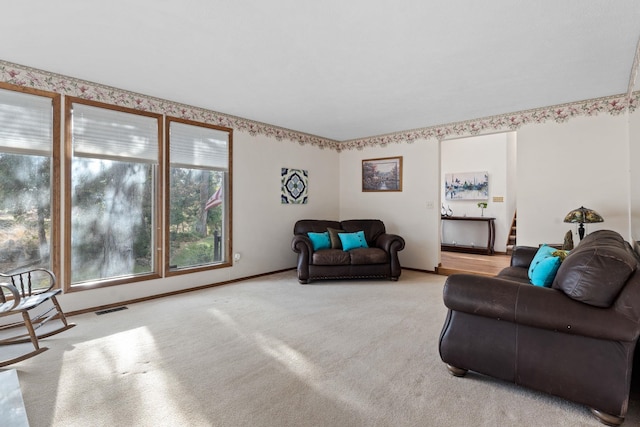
[66,98,162,288]
[166,117,232,274]
[0,84,59,276]
[1,89,233,291]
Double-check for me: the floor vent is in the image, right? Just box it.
[95,306,128,315]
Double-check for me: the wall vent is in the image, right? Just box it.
[95,306,128,315]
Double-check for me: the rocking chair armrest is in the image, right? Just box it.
[28,268,57,294]
[0,282,21,312]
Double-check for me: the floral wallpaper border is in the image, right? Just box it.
[1,60,638,153]
[0,60,340,151]
[341,92,638,151]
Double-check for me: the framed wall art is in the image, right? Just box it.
[362,156,403,192]
[444,171,489,200]
[281,168,308,204]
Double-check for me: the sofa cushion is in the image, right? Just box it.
[350,247,388,265]
[327,227,346,249]
[307,231,330,251]
[339,231,369,251]
[528,245,561,287]
[552,230,637,307]
[497,266,530,283]
[313,249,350,265]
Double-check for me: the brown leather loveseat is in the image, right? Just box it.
[439,230,640,425]
[291,219,405,284]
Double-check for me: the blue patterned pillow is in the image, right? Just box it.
[307,231,330,251]
[338,231,369,251]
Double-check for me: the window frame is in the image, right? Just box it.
[0,82,61,284]
[164,116,233,276]
[64,97,164,291]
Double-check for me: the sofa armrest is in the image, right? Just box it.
[510,246,538,268]
[291,234,313,255]
[375,233,405,254]
[375,233,405,279]
[444,274,639,342]
[292,235,313,283]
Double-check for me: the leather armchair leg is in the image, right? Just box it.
[590,408,624,426]
[446,364,468,377]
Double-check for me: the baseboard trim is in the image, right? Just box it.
[402,267,437,274]
[435,266,495,277]
[66,268,296,317]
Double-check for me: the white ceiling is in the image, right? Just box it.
[1,1,639,141]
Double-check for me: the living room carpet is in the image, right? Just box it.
[7,270,640,426]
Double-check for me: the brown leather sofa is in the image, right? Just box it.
[439,230,640,426]
[291,219,405,284]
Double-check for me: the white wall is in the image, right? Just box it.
[58,132,340,312]
[231,133,340,275]
[506,132,518,236]
[339,140,441,271]
[440,133,515,252]
[341,112,633,269]
[630,102,640,241]
[517,114,630,245]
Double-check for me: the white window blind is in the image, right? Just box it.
[169,121,229,170]
[0,88,52,155]
[72,103,158,162]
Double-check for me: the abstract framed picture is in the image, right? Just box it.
[281,168,308,204]
[444,171,489,200]
[362,156,403,192]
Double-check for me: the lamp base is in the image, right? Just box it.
[578,223,585,240]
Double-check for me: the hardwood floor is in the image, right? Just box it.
[437,251,511,277]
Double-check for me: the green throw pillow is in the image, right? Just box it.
[307,231,330,251]
[338,231,369,251]
[327,228,346,249]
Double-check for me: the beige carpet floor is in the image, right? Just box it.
[6,270,640,426]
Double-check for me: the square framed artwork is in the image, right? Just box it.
[281,168,308,204]
[362,156,403,192]
[444,171,489,200]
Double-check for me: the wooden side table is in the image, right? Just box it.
[441,216,496,255]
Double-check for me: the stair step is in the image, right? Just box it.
[506,210,517,253]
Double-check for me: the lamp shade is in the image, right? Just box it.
[563,206,604,224]
[563,206,604,240]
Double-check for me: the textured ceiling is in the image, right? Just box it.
[1,1,639,141]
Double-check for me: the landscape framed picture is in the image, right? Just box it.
[362,156,403,192]
[444,171,489,200]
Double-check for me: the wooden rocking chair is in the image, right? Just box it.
[0,268,75,367]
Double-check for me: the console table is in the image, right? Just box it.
[441,216,496,255]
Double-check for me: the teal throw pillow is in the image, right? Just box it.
[338,231,369,251]
[307,231,330,251]
[528,244,562,287]
[530,256,562,287]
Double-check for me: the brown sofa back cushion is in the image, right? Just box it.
[552,230,638,307]
[294,220,341,236]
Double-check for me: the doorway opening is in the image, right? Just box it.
[438,132,517,276]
